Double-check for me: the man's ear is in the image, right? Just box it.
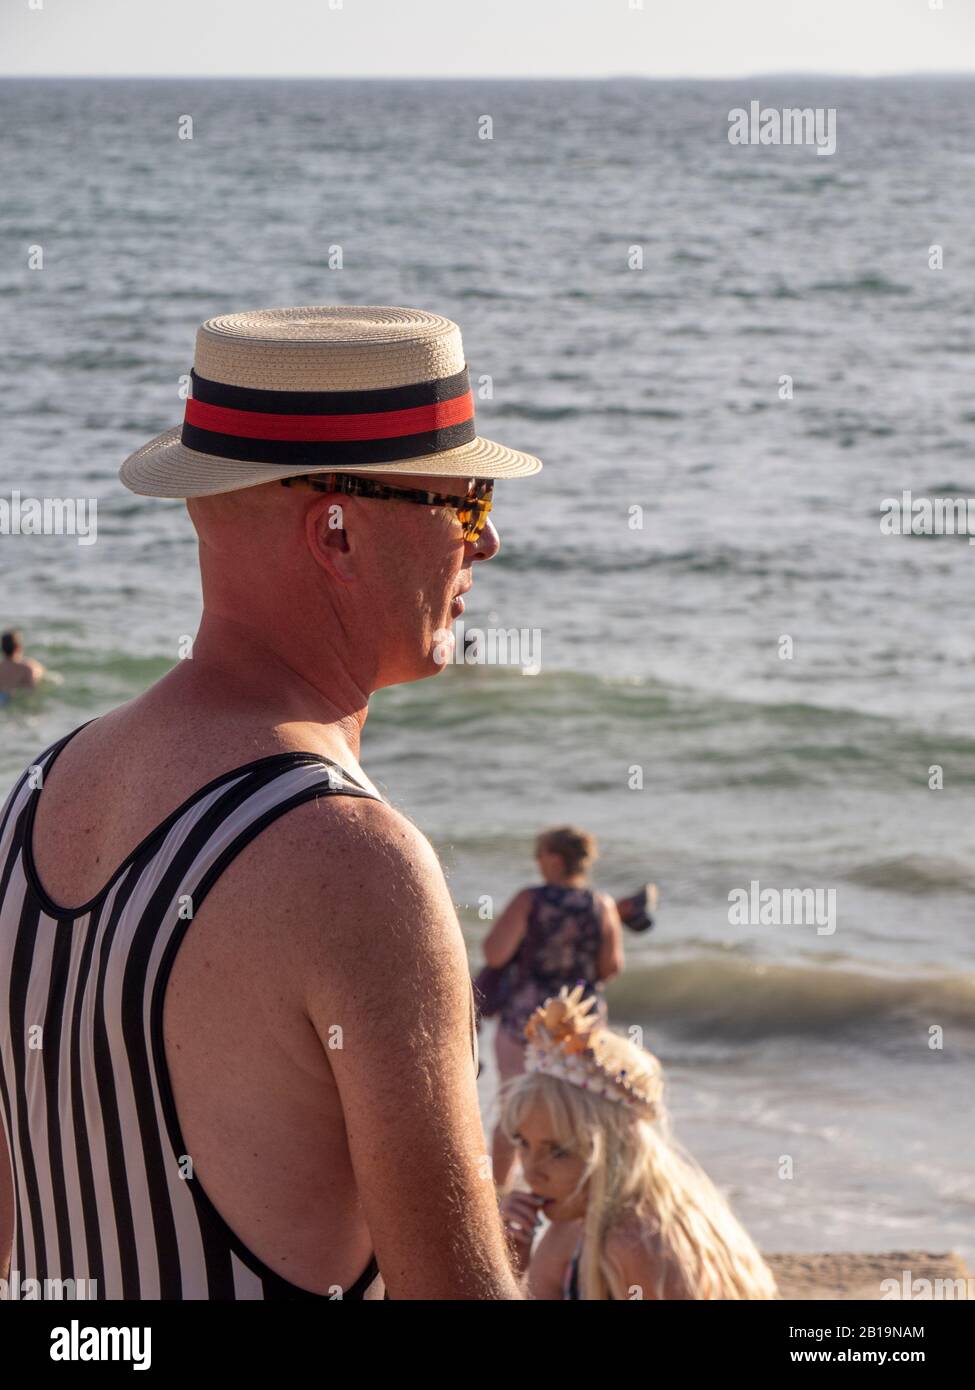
[304,493,353,580]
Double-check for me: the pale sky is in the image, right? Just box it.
[0,0,973,78]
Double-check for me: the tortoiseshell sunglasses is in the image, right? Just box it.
[281,473,494,542]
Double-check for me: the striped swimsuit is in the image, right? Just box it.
[0,723,400,1300]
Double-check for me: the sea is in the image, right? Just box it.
[1,76,973,1266]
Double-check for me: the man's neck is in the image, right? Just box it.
[176,611,373,759]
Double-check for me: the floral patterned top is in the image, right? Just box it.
[498,884,606,1042]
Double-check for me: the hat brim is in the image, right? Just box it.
[119,426,542,498]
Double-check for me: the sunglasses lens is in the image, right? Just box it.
[459,495,492,541]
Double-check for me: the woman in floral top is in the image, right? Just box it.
[482,826,624,1188]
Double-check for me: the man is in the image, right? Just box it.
[0,630,46,698]
[0,306,542,1299]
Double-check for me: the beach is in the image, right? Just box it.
[2,73,974,1274]
[766,1252,973,1302]
[478,1026,974,1299]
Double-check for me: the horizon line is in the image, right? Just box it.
[2,70,975,81]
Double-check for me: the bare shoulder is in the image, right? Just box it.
[493,885,535,924]
[275,787,437,870]
[604,1212,692,1300]
[229,790,466,1002]
[246,788,452,915]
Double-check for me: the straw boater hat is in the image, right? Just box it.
[119,305,543,498]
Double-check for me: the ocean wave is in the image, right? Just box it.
[846,854,975,896]
[808,274,912,296]
[373,665,975,767]
[494,544,860,581]
[48,350,158,372]
[485,402,684,423]
[605,955,975,1042]
[724,285,801,300]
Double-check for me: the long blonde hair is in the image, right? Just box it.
[501,1030,778,1300]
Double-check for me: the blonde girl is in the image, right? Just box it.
[498,988,777,1300]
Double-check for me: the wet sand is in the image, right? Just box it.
[766,1251,973,1301]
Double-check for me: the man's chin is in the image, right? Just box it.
[373,656,449,691]
[372,626,457,688]
[430,625,457,671]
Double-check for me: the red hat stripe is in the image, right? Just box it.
[184,390,474,443]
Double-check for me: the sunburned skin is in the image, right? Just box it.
[1,467,521,1300]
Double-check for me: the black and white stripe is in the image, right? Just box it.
[0,731,387,1300]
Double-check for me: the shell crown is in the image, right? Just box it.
[523,986,660,1116]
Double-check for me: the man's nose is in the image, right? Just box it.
[471,516,500,562]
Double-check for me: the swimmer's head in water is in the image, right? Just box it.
[1,630,23,658]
